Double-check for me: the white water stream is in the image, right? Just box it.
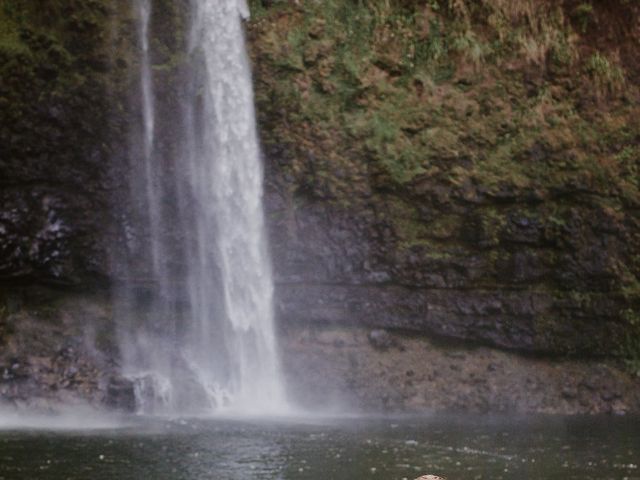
[121,0,287,415]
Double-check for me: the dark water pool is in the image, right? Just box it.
[0,414,638,479]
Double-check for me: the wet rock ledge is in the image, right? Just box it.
[0,288,134,413]
[2,288,639,416]
[281,324,640,415]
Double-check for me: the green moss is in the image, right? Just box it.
[585,51,626,95]
[248,0,638,207]
[0,11,30,58]
[572,3,594,33]
[428,215,462,239]
[477,209,506,247]
[384,198,430,248]
[619,308,640,376]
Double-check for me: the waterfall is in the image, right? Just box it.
[136,0,161,278]
[120,0,288,415]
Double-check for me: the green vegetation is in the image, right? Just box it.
[585,52,627,96]
[248,0,638,200]
[0,0,134,164]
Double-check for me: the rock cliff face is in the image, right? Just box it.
[247,0,640,360]
[0,0,137,285]
[0,0,150,410]
[0,0,639,413]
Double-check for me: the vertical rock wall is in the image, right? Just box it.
[247,0,640,360]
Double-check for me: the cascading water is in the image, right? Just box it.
[120,0,287,415]
[136,0,162,278]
